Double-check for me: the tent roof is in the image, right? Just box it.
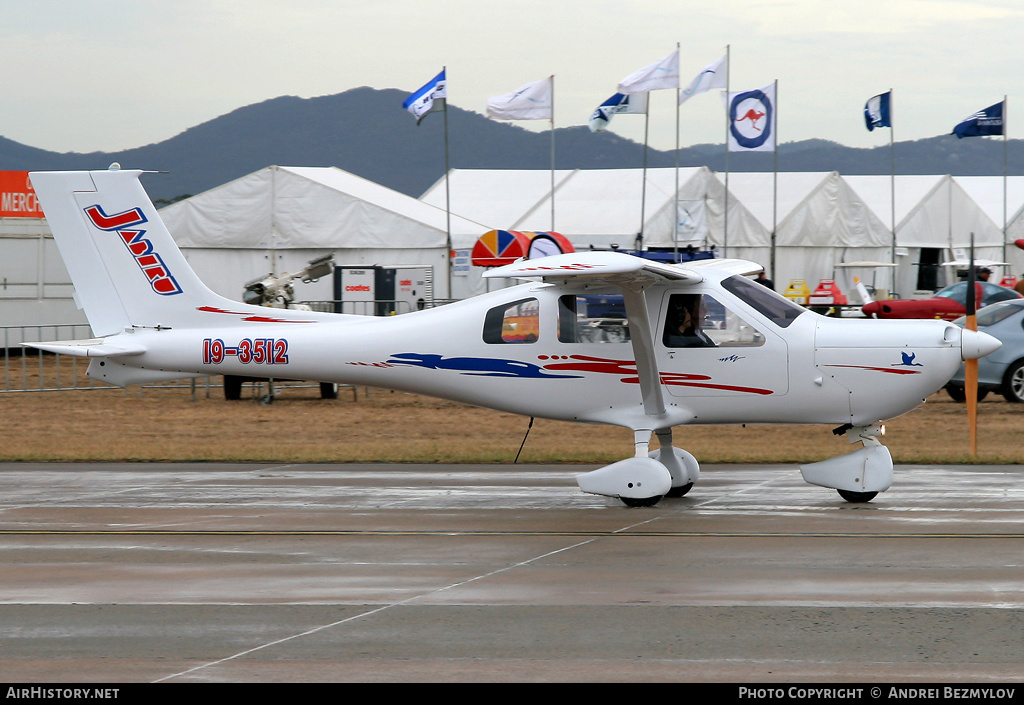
[716,172,834,230]
[953,176,1024,227]
[842,175,946,228]
[420,169,578,230]
[161,165,488,249]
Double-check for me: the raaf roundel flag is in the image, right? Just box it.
[727,83,776,152]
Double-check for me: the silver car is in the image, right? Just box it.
[946,299,1024,403]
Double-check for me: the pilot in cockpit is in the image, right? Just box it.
[663,294,715,348]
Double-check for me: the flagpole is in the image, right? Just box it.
[1003,95,1008,265]
[442,66,452,300]
[641,106,649,245]
[723,44,730,259]
[674,41,681,260]
[890,88,896,294]
[550,75,556,232]
[771,79,778,281]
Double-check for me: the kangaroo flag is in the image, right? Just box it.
[487,77,553,120]
[727,84,776,152]
[402,69,447,124]
[588,92,648,132]
[864,91,892,131]
[617,49,679,94]
[679,55,727,106]
[952,101,1004,138]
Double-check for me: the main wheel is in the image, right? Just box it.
[838,489,878,503]
[320,382,339,399]
[620,495,663,508]
[224,375,243,401]
[1001,360,1024,403]
[665,482,694,498]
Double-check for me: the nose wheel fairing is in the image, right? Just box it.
[800,425,894,499]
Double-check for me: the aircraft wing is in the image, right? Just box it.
[482,251,704,285]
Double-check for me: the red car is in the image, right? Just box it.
[862,281,1022,320]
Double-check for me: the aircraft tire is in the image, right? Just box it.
[224,375,243,401]
[320,382,339,399]
[665,482,694,498]
[837,489,878,503]
[620,495,663,508]
[944,383,989,403]
[1001,360,1024,403]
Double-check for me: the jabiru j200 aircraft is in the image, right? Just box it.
[27,167,1001,507]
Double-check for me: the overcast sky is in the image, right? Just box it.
[3,0,1023,156]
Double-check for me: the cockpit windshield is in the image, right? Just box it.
[720,275,805,328]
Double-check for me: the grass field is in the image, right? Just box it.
[1,378,1021,464]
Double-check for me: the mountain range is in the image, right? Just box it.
[1,86,1020,205]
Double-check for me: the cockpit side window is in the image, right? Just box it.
[721,275,805,328]
[483,298,539,344]
[663,293,765,348]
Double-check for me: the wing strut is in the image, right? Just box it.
[620,285,665,417]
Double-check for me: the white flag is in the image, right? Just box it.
[679,55,727,106]
[487,77,553,120]
[726,83,776,152]
[617,49,679,94]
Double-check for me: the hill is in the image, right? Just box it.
[1,87,1021,203]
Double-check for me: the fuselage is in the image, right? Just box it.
[92,276,966,432]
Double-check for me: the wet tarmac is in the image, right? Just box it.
[1,462,1023,683]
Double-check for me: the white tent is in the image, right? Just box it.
[421,166,767,253]
[954,176,1024,281]
[160,165,490,301]
[845,175,1004,296]
[719,172,893,296]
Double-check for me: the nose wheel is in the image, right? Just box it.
[837,489,878,503]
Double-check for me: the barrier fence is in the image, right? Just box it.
[1,298,444,395]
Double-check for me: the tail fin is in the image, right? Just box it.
[30,167,312,336]
[853,277,874,306]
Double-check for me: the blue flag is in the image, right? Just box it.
[952,101,1004,138]
[402,69,447,124]
[588,92,648,132]
[864,91,891,131]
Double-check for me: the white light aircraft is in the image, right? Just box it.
[28,168,1001,506]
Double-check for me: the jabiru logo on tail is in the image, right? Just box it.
[83,204,182,296]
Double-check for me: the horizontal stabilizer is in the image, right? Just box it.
[24,338,146,358]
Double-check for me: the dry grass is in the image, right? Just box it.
[0,379,1021,464]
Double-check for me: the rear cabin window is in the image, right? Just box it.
[557,295,630,343]
[483,298,539,344]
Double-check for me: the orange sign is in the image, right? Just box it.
[0,171,45,218]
